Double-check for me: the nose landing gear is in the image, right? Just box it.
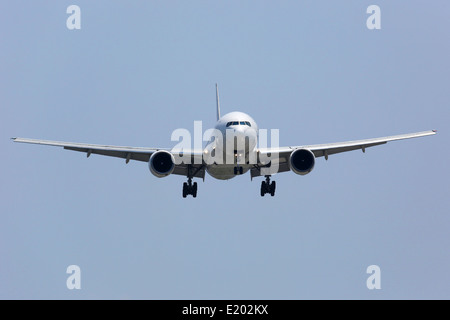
[260,175,276,197]
[234,166,244,175]
[233,152,244,175]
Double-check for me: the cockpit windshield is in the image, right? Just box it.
[226,121,251,127]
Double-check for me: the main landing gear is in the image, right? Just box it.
[182,177,197,198]
[260,175,276,197]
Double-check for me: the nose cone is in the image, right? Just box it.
[225,126,257,152]
[233,126,246,139]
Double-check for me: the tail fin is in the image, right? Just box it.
[216,83,221,121]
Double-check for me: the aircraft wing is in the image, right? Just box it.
[251,130,437,178]
[12,137,206,179]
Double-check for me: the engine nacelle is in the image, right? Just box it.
[289,148,315,175]
[149,150,175,178]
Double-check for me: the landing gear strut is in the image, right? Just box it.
[182,177,197,198]
[260,175,276,197]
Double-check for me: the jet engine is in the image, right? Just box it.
[149,150,175,177]
[289,148,315,175]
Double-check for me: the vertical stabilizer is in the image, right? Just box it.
[216,83,221,121]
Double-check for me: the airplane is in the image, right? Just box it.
[12,84,436,198]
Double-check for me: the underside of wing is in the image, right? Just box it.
[12,137,165,162]
[251,130,436,178]
[304,130,437,158]
[12,137,205,179]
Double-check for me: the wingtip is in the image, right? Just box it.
[432,129,438,133]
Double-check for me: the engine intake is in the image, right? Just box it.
[149,150,175,177]
[289,148,315,175]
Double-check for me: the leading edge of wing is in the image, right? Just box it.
[260,130,437,154]
[305,130,437,152]
[12,137,204,165]
[11,137,169,154]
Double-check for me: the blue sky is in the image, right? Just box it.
[1,1,449,299]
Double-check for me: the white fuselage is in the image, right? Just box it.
[204,111,258,180]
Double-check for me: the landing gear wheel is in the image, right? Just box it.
[182,178,198,198]
[260,175,276,197]
[182,182,187,198]
[239,167,243,175]
[193,182,198,198]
